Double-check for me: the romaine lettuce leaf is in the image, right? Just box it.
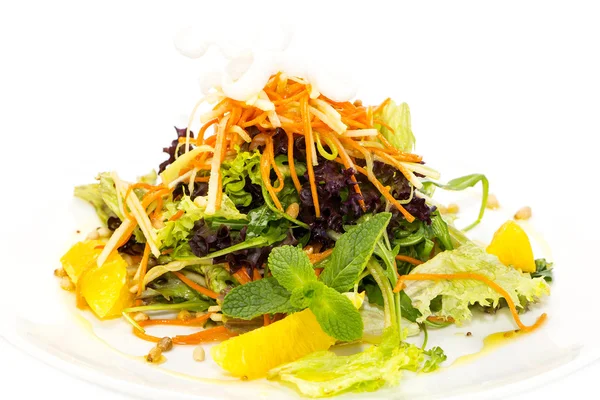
[374,100,415,152]
[403,243,550,324]
[267,328,429,398]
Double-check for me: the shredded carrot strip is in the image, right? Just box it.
[173,271,220,299]
[393,273,547,333]
[427,316,455,323]
[395,255,423,265]
[194,176,210,182]
[300,95,320,217]
[286,130,302,192]
[168,210,185,222]
[260,143,283,211]
[376,133,422,162]
[135,244,151,301]
[273,89,308,106]
[264,314,271,326]
[323,132,366,212]
[232,267,252,285]
[314,268,323,278]
[133,325,236,345]
[308,248,333,264]
[252,268,262,281]
[240,112,268,128]
[173,326,236,345]
[353,164,415,222]
[267,137,285,193]
[139,313,212,327]
[196,118,218,145]
[372,97,391,115]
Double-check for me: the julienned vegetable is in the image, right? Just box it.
[57,72,551,398]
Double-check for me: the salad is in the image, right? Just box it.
[57,72,551,397]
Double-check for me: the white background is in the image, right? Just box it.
[1,0,599,399]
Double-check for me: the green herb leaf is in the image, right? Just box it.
[222,277,298,320]
[321,213,392,292]
[290,281,325,309]
[422,174,489,231]
[422,346,447,372]
[268,246,317,292]
[308,283,363,341]
[531,258,553,282]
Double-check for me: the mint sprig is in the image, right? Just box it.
[222,213,393,342]
[321,212,392,292]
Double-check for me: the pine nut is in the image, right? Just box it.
[86,230,99,240]
[60,276,75,291]
[210,313,223,322]
[54,268,67,277]
[486,194,500,210]
[157,337,173,352]
[514,206,532,220]
[132,312,149,322]
[146,346,162,363]
[285,202,300,219]
[208,305,221,313]
[177,310,192,321]
[97,227,111,238]
[193,345,205,362]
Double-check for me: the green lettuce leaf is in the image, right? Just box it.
[403,243,550,324]
[267,328,426,398]
[158,194,246,249]
[74,172,122,225]
[198,265,236,294]
[374,101,415,152]
[221,150,262,207]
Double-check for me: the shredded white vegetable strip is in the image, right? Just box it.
[112,173,160,257]
[401,162,441,180]
[97,218,135,267]
[309,105,346,134]
[229,125,252,143]
[188,167,198,195]
[185,96,206,154]
[168,169,195,190]
[205,115,230,214]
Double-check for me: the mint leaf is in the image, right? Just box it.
[290,281,325,309]
[222,277,297,320]
[321,213,392,292]
[308,283,363,341]
[269,245,317,292]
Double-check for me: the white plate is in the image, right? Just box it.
[2,2,600,398]
[1,161,599,400]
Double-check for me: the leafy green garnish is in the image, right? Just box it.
[221,277,299,320]
[422,174,489,232]
[422,346,447,372]
[268,327,443,398]
[373,101,416,152]
[307,283,363,341]
[321,213,392,292]
[221,150,262,207]
[268,245,317,292]
[403,242,550,323]
[531,258,553,282]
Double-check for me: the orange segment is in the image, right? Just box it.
[60,240,106,283]
[486,221,536,273]
[79,254,133,319]
[211,309,335,380]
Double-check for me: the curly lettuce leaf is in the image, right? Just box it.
[158,195,246,249]
[403,243,550,324]
[267,328,430,398]
[221,150,262,207]
[374,100,415,152]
